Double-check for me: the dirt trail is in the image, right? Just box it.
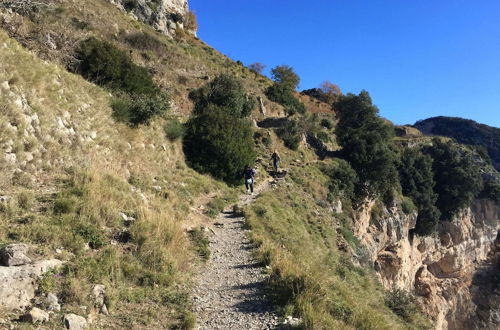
[191,178,279,330]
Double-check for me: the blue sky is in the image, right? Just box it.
[189,0,500,127]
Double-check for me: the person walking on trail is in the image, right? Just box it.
[271,150,281,176]
[243,165,256,195]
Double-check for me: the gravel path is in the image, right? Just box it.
[192,180,280,330]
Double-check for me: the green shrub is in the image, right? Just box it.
[270,65,300,90]
[276,120,301,150]
[124,0,139,11]
[188,228,210,260]
[17,190,34,210]
[204,198,225,218]
[316,131,330,143]
[164,119,185,141]
[385,288,419,322]
[54,197,76,214]
[320,118,333,129]
[124,32,165,53]
[111,92,169,126]
[480,178,500,202]
[266,83,306,116]
[184,75,256,184]
[188,74,255,118]
[326,159,358,203]
[76,224,106,249]
[424,139,483,220]
[335,91,399,201]
[76,37,157,95]
[401,197,416,214]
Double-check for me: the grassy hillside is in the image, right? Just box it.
[0,29,236,328]
[0,1,437,329]
[414,116,500,171]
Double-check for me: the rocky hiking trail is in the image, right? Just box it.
[192,177,285,330]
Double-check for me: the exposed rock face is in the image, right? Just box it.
[0,243,31,266]
[64,313,88,330]
[0,259,63,310]
[354,199,500,329]
[109,0,194,36]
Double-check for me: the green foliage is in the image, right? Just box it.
[335,91,399,201]
[76,224,106,249]
[188,74,255,118]
[188,228,210,260]
[53,196,76,214]
[204,198,225,218]
[164,119,185,141]
[17,190,34,210]
[401,197,416,215]
[76,37,157,95]
[384,288,419,322]
[414,116,500,171]
[326,159,358,202]
[480,178,500,202]
[111,92,169,126]
[266,83,306,116]
[124,32,166,53]
[276,120,301,150]
[184,103,256,184]
[424,139,483,220]
[320,118,333,129]
[398,147,440,235]
[111,92,170,126]
[270,65,300,90]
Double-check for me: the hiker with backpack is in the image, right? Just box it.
[243,165,256,194]
[271,150,281,176]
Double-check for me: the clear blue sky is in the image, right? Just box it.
[189,0,500,127]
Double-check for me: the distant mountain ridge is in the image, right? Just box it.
[414,116,500,170]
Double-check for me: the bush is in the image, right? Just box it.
[327,159,358,203]
[76,37,157,95]
[266,83,306,116]
[188,228,210,260]
[54,197,76,214]
[111,92,169,126]
[401,197,416,214]
[17,190,34,210]
[76,224,106,249]
[398,147,440,235]
[480,178,500,202]
[424,139,483,220]
[189,74,255,118]
[270,65,300,90]
[385,288,419,322]
[335,91,398,201]
[164,119,185,141]
[276,120,301,150]
[320,119,333,129]
[124,32,165,53]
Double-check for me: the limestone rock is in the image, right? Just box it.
[63,314,87,330]
[0,259,63,310]
[0,243,31,266]
[24,307,49,324]
[46,292,61,312]
[92,284,106,306]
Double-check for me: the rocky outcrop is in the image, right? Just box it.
[0,259,63,310]
[354,199,500,329]
[109,0,194,36]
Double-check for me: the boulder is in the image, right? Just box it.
[24,307,49,324]
[92,284,106,306]
[0,243,31,266]
[0,259,63,310]
[46,292,61,312]
[63,313,87,330]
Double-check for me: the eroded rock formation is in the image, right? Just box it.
[354,199,500,329]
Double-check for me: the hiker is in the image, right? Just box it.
[243,165,256,194]
[271,150,281,176]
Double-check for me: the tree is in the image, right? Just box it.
[335,91,398,202]
[188,74,255,118]
[248,62,266,75]
[184,75,256,184]
[398,148,440,235]
[424,139,483,220]
[319,80,342,104]
[270,65,300,90]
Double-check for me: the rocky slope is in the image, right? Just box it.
[110,0,194,35]
[354,199,500,329]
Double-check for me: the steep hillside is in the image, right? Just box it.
[1,1,499,330]
[414,116,500,171]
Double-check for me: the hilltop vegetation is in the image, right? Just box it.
[414,116,500,171]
